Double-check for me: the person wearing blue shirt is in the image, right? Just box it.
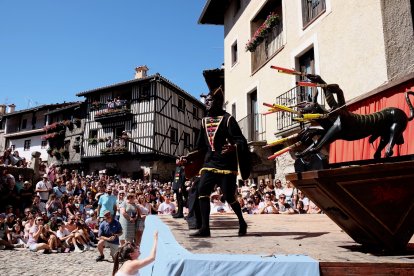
[96,210,122,262]
[97,187,117,219]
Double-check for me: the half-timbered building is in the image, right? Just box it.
[76,66,205,181]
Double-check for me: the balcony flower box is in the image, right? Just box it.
[100,146,129,155]
[245,12,280,52]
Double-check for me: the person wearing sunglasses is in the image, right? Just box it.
[27,216,52,253]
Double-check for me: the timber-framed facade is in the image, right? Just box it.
[76,70,205,181]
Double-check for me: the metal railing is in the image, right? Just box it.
[238,113,266,142]
[275,86,325,131]
[252,24,284,72]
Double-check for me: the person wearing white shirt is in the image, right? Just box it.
[157,195,176,215]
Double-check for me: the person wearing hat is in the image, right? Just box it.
[183,86,251,237]
[35,174,52,203]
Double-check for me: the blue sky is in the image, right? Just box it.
[0,0,223,111]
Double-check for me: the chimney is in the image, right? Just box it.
[134,65,149,79]
[0,104,6,115]
[7,104,16,113]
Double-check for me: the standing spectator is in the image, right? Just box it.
[115,191,125,221]
[96,210,123,262]
[119,193,140,245]
[15,174,25,194]
[20,181,33,211]
[283,180,296,207]
[35,174,52,203]
[172,161,185,219]
[157,194,176,215]
[53,179,66,199]
[97,187,117,220]
[274,179,284,199]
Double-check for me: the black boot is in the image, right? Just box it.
[189,197,210,237]
[230,201,247,236]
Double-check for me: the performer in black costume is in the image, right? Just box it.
[172,161,186,219]
[184,87,250,237]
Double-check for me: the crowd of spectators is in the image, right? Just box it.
[0,163,321,260]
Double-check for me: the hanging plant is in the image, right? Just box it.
[245,12,280,52]
[88,138,98,145]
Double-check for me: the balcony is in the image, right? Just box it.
[100,146,130,155]
[251,24,284,73]
[238,113,266,143]
[275,86,325,132]
[94,108,132,123]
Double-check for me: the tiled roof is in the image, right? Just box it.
[2,102,78,117]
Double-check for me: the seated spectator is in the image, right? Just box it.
[275,194,295,214]
[307,200,322,214]
[283,180,296,207]
[7,223,25,248]
[297,190,309,214]
[53,179,66,198]
[85,210,99,236]
[258,193,278,214]
[55,223,71,252]
[157,194,176,215]
[210,193,230,214]
[96,210,123,262]
[46,194,63,217]
[0,213,14,250]
[27,216,53,253]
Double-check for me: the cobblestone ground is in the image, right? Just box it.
[0,247,113,276]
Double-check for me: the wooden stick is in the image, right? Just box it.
[263,133,299,148]
[296,81,328,88]
[262,103,300,114]
[270,65,305,76]
[267,142,302,160]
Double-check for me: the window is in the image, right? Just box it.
[24,140,31,151]
[41,140,48,149]
[170,127,178,144]
[297,47,315,103]
[231,41,238,66]
[193,128,200,146]
[139,84,150,99]
[192,105,198,119]
[250,0,283,72]
[184,132,190,148]
[32,116,37,129]
[248,91,259,142]
[90,129,98,139]
[302,0,326,28]
[22,119,27,129]
[178,97,185,111]
[231,103,237,118]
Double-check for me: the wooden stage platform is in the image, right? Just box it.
[160,214,414,275]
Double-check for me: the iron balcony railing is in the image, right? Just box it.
[275,85,326,131]
[252,24,284,72]
[238,113,266,142]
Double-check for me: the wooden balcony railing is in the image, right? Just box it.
[251,24,284,72]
